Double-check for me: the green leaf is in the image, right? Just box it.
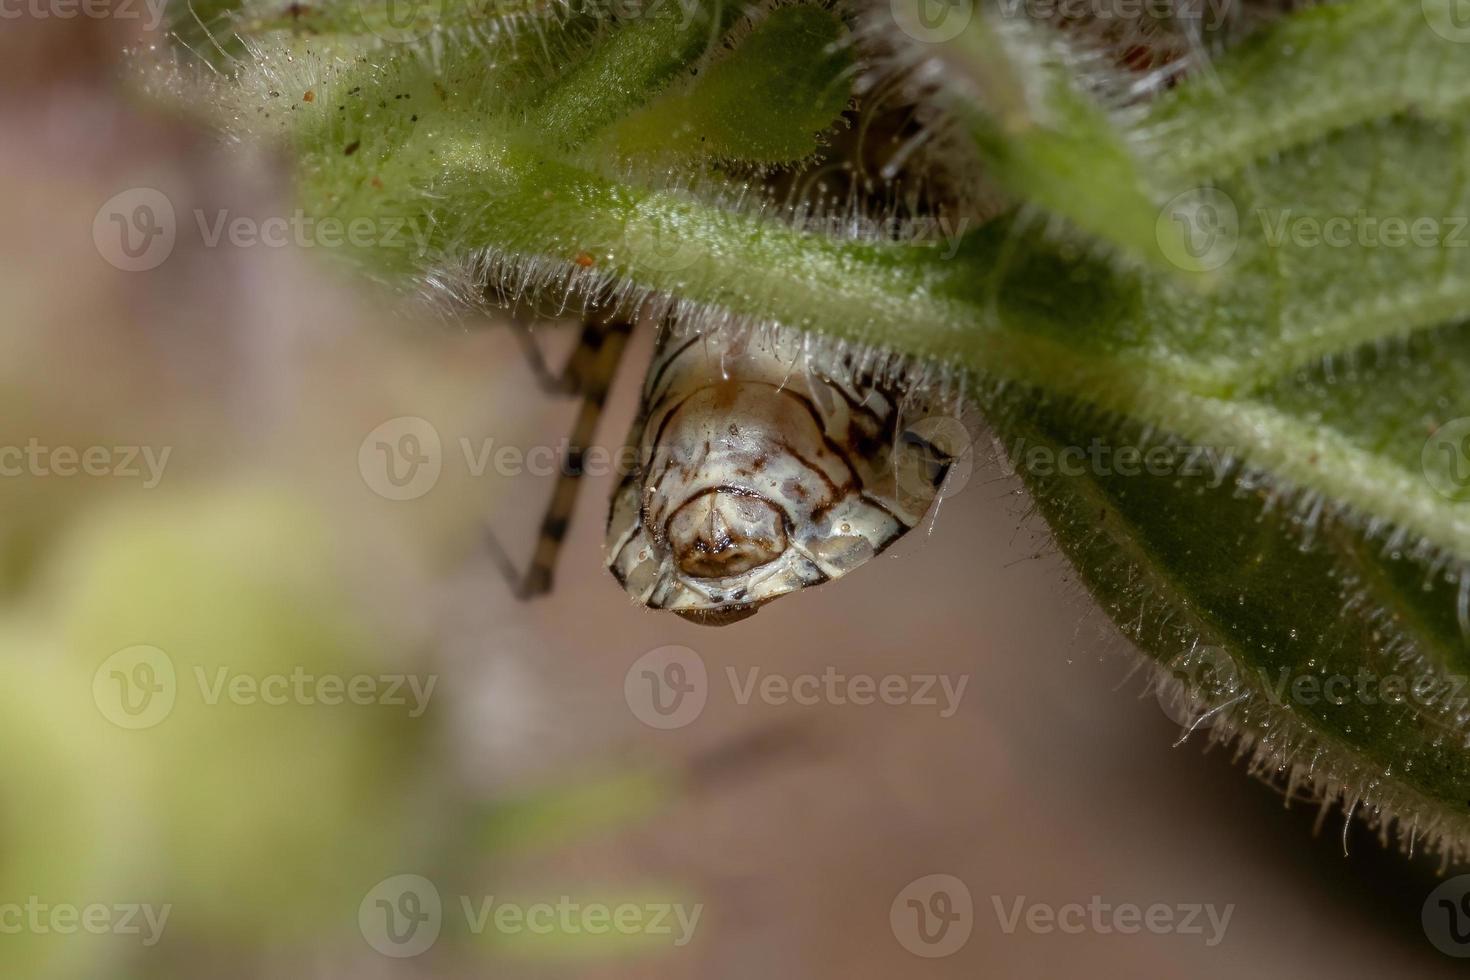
[926,9,1183,268]
[177,0,1470,855]
[521,1,746,148]
[989,383,1470,856]
[604,5,853,166]
[962,0,1470,855]
[480,768,675,854]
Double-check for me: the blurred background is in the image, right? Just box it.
[3,7,1468,979]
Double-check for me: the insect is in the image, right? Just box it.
[484,75,980,624]
[488,307,967,625]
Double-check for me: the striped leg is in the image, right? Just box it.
[508,316,601,396]
[486,314,633,599]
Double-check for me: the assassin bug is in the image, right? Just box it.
[487,306,967,626]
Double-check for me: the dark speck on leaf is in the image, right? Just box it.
[344,140,361,156]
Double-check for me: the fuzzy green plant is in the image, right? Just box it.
[155,0,1470,862]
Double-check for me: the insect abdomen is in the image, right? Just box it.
[606,324,951,624]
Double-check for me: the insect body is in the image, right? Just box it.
[605,322,955,625]
[489,313,958,625]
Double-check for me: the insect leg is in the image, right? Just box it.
[486,314,634,599]
[508,314,621,397]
